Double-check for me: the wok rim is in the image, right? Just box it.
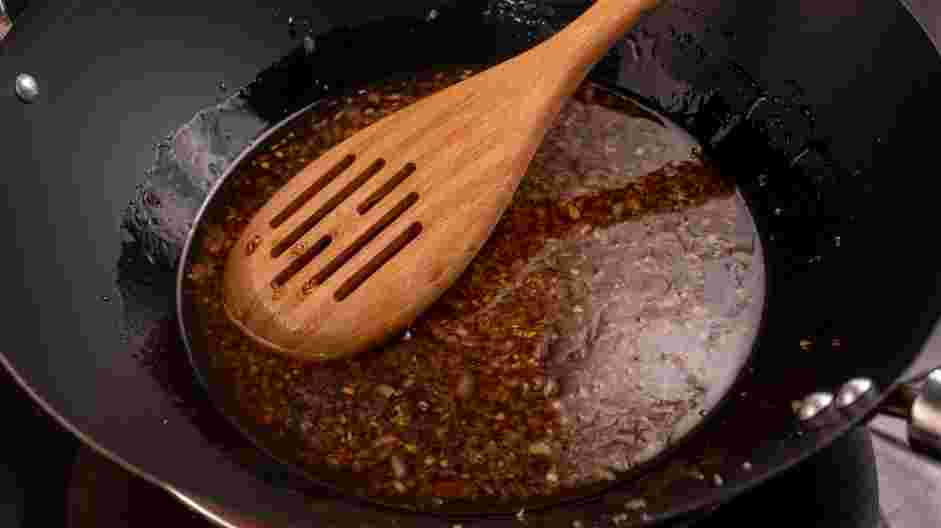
[0,0,937,524]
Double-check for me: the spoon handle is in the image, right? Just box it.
[542,0,660,84]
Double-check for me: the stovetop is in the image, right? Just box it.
[0,1,939,527]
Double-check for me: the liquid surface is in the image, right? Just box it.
[184,65,764,503]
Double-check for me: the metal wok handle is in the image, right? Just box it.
[798,367,941,462]
[876,368,941,460]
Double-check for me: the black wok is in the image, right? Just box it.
[2,0,941,526]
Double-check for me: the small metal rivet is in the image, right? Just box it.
[14,73,40,103]
[797,392,834,421]
[303,35,316,54]
[835,378,874,408]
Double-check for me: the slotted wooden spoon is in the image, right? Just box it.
[223,0,660,362]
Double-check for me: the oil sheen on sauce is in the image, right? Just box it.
[184,65,765,503]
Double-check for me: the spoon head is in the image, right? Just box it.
[223,65,552,362]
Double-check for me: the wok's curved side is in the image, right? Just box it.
[1,0,940,526]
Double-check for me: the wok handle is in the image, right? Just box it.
[876,368,941,460]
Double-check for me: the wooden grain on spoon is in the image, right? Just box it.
[223,0,661,362]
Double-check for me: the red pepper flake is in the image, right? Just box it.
[431,480,468,498]
[374,434,400,447]
[527,415,546,432]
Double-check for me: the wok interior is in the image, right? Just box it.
[136,0,941,525]
[0,1,937,527]
[181,64,764,512]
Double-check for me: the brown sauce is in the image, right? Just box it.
[184,65,759,502]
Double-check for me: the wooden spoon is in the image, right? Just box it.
[223,0,660,362]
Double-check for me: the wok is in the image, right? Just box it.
[2,0,941,526]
